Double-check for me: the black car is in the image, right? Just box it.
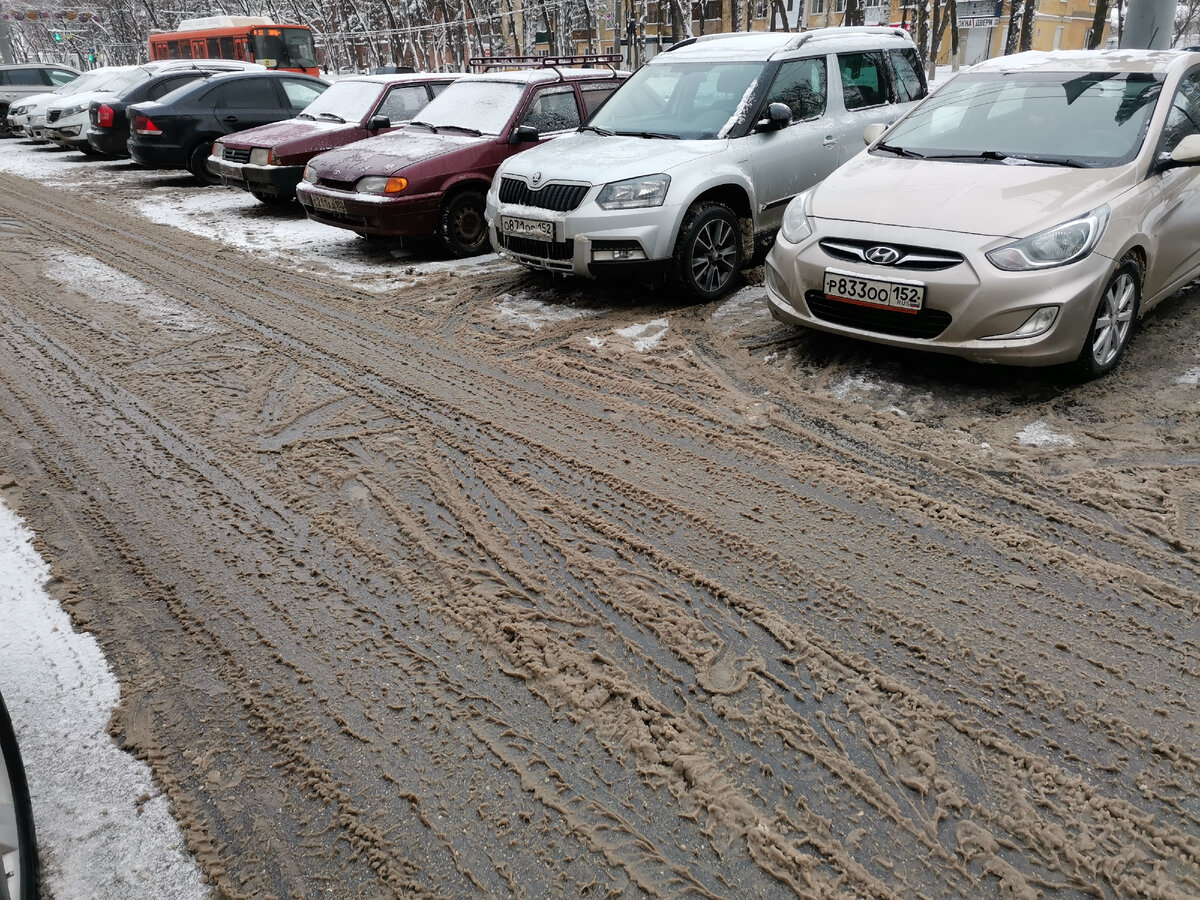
[87,60,263,158]
[127,69,328,183]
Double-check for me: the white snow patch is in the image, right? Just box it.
[712,285,770,333]
[495,292,600,330]
[586,336,606,348]
[0,500,206,900]
[47,253,218,334]
[1016,420,1075,448]
[829,373,883,401]
[615,318,669,352]
[1174,367,1200,386]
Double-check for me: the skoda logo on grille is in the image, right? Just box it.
[531,171,543,188]
[865,245,901,265]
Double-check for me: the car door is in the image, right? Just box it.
[211,76,288,135]
[746,55,837,232]
[833,49,894,165]
[1143,69,1200,297]
[374,83,434,125]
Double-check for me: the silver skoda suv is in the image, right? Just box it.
[486,27,927,301]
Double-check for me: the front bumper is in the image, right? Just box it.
[45,120,85,148]
[763,223,1114,367]
[485,192,685,279]
[211,158,304,198]
[295,182,440,237]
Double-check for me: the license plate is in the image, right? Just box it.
[309,193,347,215]
[501,215,554,242]
[823,268,925,314]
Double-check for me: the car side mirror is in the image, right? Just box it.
[367,114,391,131]
[757,102,792,131]
[863,122,888,145]
[510,124,540,144]
[1159,133,1200,170]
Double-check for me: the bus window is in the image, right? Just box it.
[220,37,235,58]
[234,39,247,61]
[207,37,221,58]
[191,39,205,58]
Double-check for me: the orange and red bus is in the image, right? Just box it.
[149,16,320,77]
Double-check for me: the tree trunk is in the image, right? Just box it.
[1004,0,1021,54]
[1019,0,1036,51]
[1087,0,1109,47]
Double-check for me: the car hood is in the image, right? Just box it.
[11,92,57,111]
[223,118,367,158]
[499,131,725,184]
[306,128,492,176]
[47,89,115,112]
[811,153,1140,239]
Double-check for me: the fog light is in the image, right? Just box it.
[592,241,645,262]
[983,306,1059,340]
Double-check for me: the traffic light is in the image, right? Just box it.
[87,52,95,62]
[53,31,61,41]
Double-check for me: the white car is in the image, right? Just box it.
[487,27,928,301]
[10,67,134,141]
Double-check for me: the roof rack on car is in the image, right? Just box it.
[468,54,623,77]
[666,25,910,53]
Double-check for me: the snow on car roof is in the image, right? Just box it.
[659,26,914,63]
[970,49,1191,75]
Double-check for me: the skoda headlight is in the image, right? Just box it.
[357,175,408,195]
[779,191,813,244]
[596,174,670,210]
[986,206,1110,271]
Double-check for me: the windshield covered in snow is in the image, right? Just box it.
[879,70,1163,168]
[297,79,384,122]
[407,81,524,134]
[588,61,763,140]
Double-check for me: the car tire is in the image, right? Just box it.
[250,190,293,206]
[437,190,488,258]
[187,140,220,185]
[0,691,38,900]
[670,201,743,302]
[1073,256,1141,380]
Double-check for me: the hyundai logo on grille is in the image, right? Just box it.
[531,171,543,187]
[865,245,901,265]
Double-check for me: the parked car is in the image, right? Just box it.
[1,689,37,900]
[486,28,927,302]
[84,60,264,157]
[765,49,1200,378]
[45,61,262,154]
[209,71,457,204]
[0,62,79,136]
[127,69,329,183]
[296,56,626,257]
[7,67,126,141]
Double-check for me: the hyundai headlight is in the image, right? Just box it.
[779,191,813,244]
[596,174,670,210]
[986,206,1110,271]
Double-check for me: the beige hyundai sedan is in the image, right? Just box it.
[765,50,1200,377]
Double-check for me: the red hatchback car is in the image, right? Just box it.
[295,56,625,257]
[208,72,457,204]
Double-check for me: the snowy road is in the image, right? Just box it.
[0,137,1198,898]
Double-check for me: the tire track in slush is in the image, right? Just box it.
[0,173,1196,897]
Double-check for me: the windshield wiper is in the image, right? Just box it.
[438,124,482,136]
[316,112,346,123]
[615,130,680,140]
[874,141,924,159]
[578,124,613,136]
[922,150,1089,168]
[406,120,438,133]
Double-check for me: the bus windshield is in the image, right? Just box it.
[250,27,318,70]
